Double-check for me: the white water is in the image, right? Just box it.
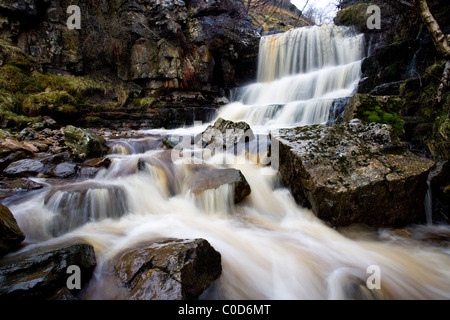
[220,25,365,132]
[5,25,450,300]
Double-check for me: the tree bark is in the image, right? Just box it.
[414,0,450,58]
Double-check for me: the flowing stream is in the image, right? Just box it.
[5,25,450,300]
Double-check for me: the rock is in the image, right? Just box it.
[162,136,181,149]
[1,138,38,154]
[273,122,435,227]
[114,238,222,300]
[188,166,251,203]
[78,157,112,178]
[199,117,255,150]
[428,161,450,223]
[3,159,44,177]
[63,125,109,161]
[0,203,25,256]
[0,150,31,173]
[50,162,78,178]
[0,242,97,299]
[0,0,38,15]
[369,81,404,96]
[0,178,44,191]
[17,127,39,141]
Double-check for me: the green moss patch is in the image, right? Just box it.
[357,95,405,136]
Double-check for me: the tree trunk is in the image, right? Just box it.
[414,0,450,58]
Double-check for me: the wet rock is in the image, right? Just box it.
[0,242,97,299]
[78,157,112,178]
[3,159,44,177]
[188,166,251,203]
[273,122,435,227]
[50,162,78,178]
[63,125,109,161]
[0,150,31,173]
[0,178,44,191]
[114,238,222,300]
[0,203,25,257]
[200,117,255,150]
[162,136,181,149]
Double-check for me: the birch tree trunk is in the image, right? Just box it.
[414,0,450,59]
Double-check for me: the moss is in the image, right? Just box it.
[22,91,78,119]
[0,109,40,129]
[334,3,373,31]
[0,64,43,94]
[357,95,404,136]
[134,97,156,109]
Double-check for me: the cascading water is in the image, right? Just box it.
[4,25,450,300]
[219,25,364,131]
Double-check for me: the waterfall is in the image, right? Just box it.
[5,25,450,301]
[219,25,365,131]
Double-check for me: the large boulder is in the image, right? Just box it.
[63,125,109,161]
[114,238,222,300]
[0,203,25,256]
[273,121,435,227]
[0,242,97,299]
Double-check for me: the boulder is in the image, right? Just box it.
[273,121,435,227]
[63,125,109,161]
[114,238,222,300]
[188,166,251,203]
[3,159,44,177]
[0,203,25,256]
[199,117,255,150]
[0,178,44,191]
[50,162,78,178]
[0,242,97,299]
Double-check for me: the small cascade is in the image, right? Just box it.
[44,183,129,236]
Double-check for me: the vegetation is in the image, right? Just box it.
[0,39,130,129]
[356,95,404,136]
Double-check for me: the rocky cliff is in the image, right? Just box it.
[0,0,262,129]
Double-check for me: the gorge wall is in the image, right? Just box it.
[0,0,262,129]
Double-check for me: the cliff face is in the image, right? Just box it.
[0,0,261,92]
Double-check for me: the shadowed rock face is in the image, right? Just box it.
[114,238,222,300]
[273,121,435,227]
[0,203,25,256]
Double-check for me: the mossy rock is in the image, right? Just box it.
[63,125,109,161]
[334,3,373,31]
[22,91,78,121]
